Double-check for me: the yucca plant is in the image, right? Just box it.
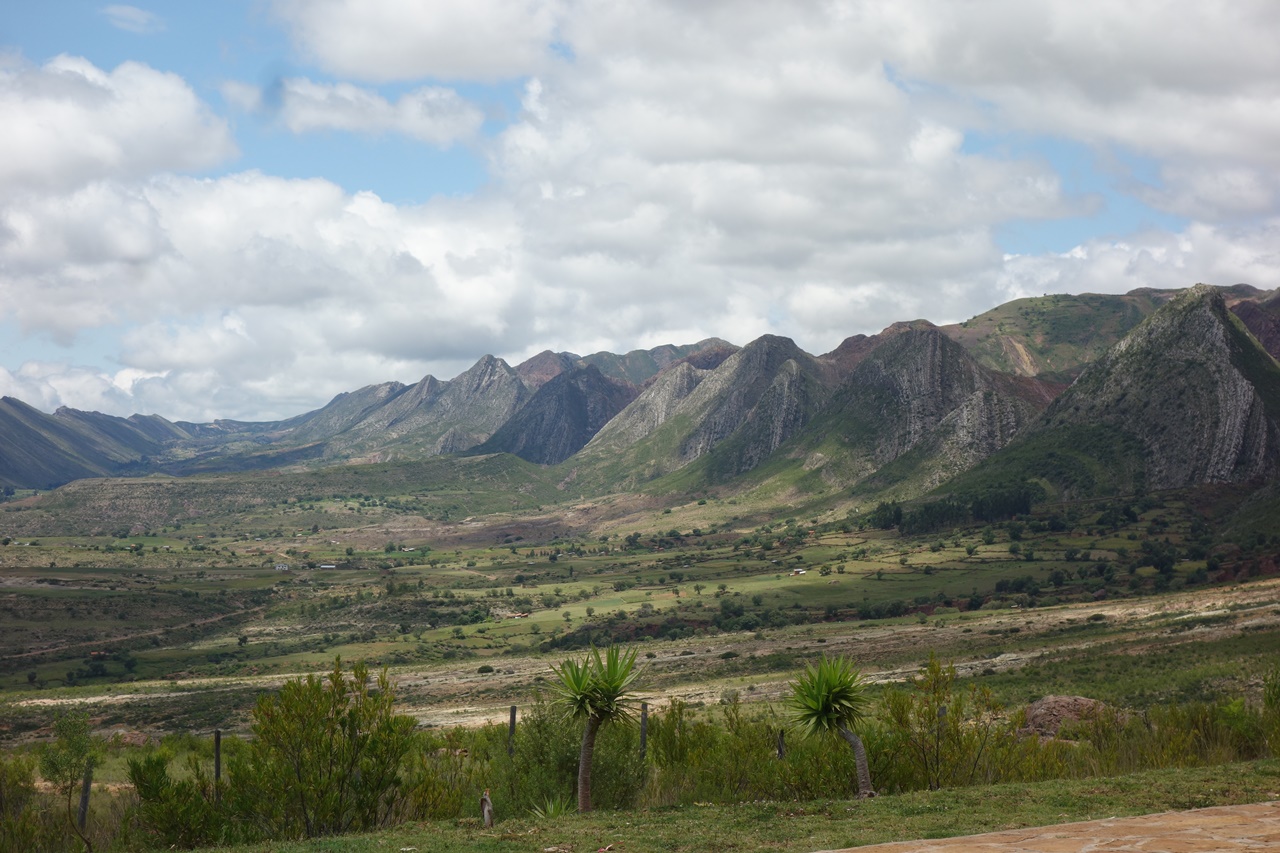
[528,792,575,819]
[550,645,641,812]
[786,655,876,797]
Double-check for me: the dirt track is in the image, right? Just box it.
[822,800,1280,852]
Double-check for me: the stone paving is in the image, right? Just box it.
[818,801,1280,852]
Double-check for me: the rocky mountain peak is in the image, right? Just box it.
[515,350,580,391]
[1041,284,1280,489]
[476,364,639,464]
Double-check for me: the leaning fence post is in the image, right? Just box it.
[508,705,517,756]
[214,729,222,805]
[77,760,93,831]
[776,729,785,760]
[640,702,649,760]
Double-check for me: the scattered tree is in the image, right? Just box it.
[39,710,98,851]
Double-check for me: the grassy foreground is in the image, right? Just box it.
[207,760,1280,853]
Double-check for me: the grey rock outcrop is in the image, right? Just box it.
[476,365,638,464]
[577,335,832,484]
[1041,285,1280,489]
[801,325,1050,489]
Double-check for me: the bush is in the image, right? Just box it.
[39,710,99,852]
[0,752,40,851]
[880,656,1010,791]
[231,658,418,838]
[131,658,419,844]
[487,699,646,814]
[127,751,227,848]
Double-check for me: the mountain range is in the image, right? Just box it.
[3,283,1280,517]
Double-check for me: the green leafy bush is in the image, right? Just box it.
[231,658,418,838]
[130,657,419,844]
[0,752,40,852]
[39,711,99,852]
[127,752,226,848]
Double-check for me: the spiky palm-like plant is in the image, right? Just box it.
[787,655,876,797]
[550,645,641,812]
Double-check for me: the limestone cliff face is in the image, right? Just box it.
[675,335,829,465]
[1041,285,1280,489]
[925,383,1042,483]
[577,335,833,483]
[803,325,1048,489]
[585,361,709,452]
[322,355,529,457]
[475,365,638,464]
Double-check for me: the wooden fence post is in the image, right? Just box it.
[214,729,222,805]
[508,705,517,756]
[77,761,93,831]
[640,702,649,760]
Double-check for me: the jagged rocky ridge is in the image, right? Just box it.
[762,324,1056,495]
[1037,285,1280,489]
[474,365,639,465]
[939,285,1280,501]
[2,285,1279,505]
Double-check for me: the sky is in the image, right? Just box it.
[2,1,1280,423]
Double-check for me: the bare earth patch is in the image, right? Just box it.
[820,800,1280,853]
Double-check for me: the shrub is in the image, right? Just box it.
[232,658,418,838]
[127,751,227,848]
[0,752,39,851]
[133,658,423,844]
[39,710,99,852]
[881,655,1006,791]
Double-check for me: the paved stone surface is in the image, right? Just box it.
[817,801,1280,852]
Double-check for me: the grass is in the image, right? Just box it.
[201,760,1280,853]
[981,628,1280,707]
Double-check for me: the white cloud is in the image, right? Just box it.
[229,78,484,146]
[101,5,164,35]
[0,361,148,415]
[8,2,1280,422]
[271,0,564,81]
[997,221,1280,301]
[0,169,535,419]
[0,55,235,194]
[874,0,1280,212]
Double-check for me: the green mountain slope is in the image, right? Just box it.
[944,285,1280,500]
[0,398,168,489]
[758,325,1054,499]
[941,290,1174,380]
